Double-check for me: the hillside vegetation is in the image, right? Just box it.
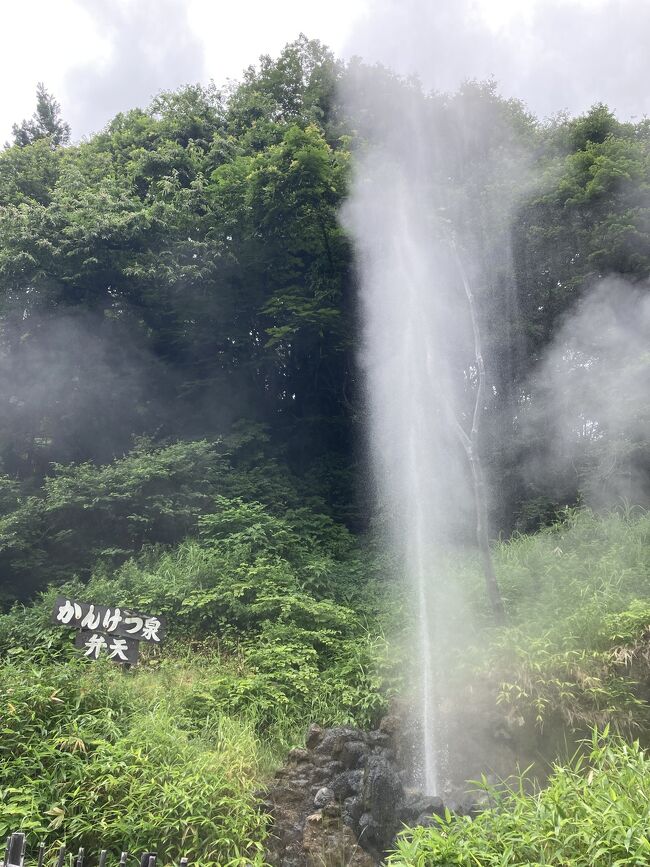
[0,36,649,867]
[2,508,649,864]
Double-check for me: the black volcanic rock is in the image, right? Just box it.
[261,717,455,866]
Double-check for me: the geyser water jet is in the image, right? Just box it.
[343,148,474,792]
[341,72,521,793]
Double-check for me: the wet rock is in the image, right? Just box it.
[367,730,391,749]
[305,724,324,750]
[379,714,401,737]
[313,754,345,772]
[314,727,367,759]
[357,812,382,853]
[302,812,375,867]
[472,788,493,810]
[415,812,437,828]
[399,793,445,824]
[314,787,335,808]
[330,769,363,799]
[309,767,334,786]
[341,740,368,769]
[361,755,404,854]
[263,717,452,866]
[446,795,479,817]
[288,748,310,764]
[342,795,364,827]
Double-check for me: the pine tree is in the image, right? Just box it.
[11,83,71,147]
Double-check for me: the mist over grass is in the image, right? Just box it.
[390,731,650,866]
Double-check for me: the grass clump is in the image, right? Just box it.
[2,504,649,863]
[0,657,268,866]
[389,729,650,866]
[462,509,650,733]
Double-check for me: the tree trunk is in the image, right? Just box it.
[449,241,506,624]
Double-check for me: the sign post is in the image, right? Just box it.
[51,597,165,665]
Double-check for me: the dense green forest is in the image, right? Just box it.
[1,36,649,867]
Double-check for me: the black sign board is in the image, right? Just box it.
[51,596,166,644]
[74,631,140,665]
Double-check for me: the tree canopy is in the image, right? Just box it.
[0,39,647,601]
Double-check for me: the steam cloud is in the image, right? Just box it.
[0,312,167,472]
[524,279,650,509]
[345,0,650,119]
[339,59,528,795]
[341,0,650,796]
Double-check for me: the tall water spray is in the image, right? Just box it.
[343,130,476,793]
[341,69,520,793]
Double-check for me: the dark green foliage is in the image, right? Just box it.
[0,431,359,602]
[1,45,648,547]
[0,482,391,728]
[0,44,354,519]
[513,104,650,354]
[0,470,391,861]
[80,492,389,732]
[0,440,227,598]
[0,484,390,863]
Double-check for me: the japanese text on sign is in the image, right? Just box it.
[74,631,140,664]
[51,596,165,643]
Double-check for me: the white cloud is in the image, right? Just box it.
[0,0,106,143]
[189,0,370,85]
[1,0,370,142]
[64,0,206,138]
[1,0,648,145]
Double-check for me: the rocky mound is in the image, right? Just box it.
[260,718,468,866]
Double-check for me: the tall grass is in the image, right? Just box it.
[456,509,650,732]
[2,509,648,864]
[389,729,650,866]
[393,510,650,865]
[0,657,268,866]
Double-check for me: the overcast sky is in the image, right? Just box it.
[1,0,648,144]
